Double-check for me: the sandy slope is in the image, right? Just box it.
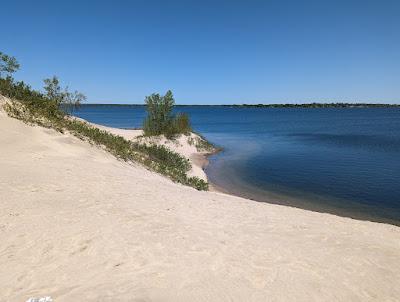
[85,121,211,180]
[1,103,400,302]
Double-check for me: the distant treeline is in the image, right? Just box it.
[229,103,400,108]
[82,102,400,108]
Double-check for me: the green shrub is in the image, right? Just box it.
[143,90,192,138]
[43,76,86,113]
[173,112,191,135]
[143,90,175,136]
[194,134,215,152]
[0,51,20,77]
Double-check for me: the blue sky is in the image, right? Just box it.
[2,0,399,104]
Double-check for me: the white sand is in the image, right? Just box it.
[73,118,212,180]
[1,99,400,301]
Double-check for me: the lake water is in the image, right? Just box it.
[74,105,400,225]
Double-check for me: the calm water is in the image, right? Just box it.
[74,105,400,225]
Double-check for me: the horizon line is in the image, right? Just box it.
[82,102,400,106]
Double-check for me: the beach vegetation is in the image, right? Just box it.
[194,135,216,152]
[43,76,86,113]
[43,76,64,105]
[0,51,20,77]
[173,112,191,135]
[143,90,192,138]
[187,134,216,152]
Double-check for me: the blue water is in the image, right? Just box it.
[74,105,400,225]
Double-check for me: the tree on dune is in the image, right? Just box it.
[0,51,20,77]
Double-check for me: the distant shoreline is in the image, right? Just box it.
[81,103,400,108]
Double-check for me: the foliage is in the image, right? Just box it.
[43,76,64,105]
[173,112,191,135]
[143,90,192,138]
[63,90,87,114]
[0,51,20,77]
[143,90,175,136]
[43,76,86,113]
[0,76,61,122]
[189,134,216,152]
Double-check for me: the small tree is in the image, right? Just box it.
[0,51,20,78]
[143,90,175,136]
[43,76,64,106]
[143,90,192,137]
[43,76,86,113]
[63,89,87,114]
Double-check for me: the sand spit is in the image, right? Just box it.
[1,102,400,301]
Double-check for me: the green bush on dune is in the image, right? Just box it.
[143,90,192,138]
[0,51,208,191]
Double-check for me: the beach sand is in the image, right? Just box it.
[1,100,400,301]
[76,119,212,181]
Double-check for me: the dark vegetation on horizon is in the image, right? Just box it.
[0,51,208,190]
[230,103,400,108]
[78,102,400,108]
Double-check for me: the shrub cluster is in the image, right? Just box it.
[143,90,192,138]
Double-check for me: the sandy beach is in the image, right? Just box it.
[1,101,400,301]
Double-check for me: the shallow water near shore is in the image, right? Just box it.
[74,105,400,225]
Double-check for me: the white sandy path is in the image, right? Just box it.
[1,104,400,301]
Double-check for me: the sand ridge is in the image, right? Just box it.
[73,118,212,181]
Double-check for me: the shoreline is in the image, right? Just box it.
[87,119,400,227]
[205,164,400,227]
[78,119,219,182]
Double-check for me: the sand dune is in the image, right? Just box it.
[83,120,212,181]
[1,104,400,301]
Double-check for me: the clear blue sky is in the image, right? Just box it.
[2,0,400,104]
